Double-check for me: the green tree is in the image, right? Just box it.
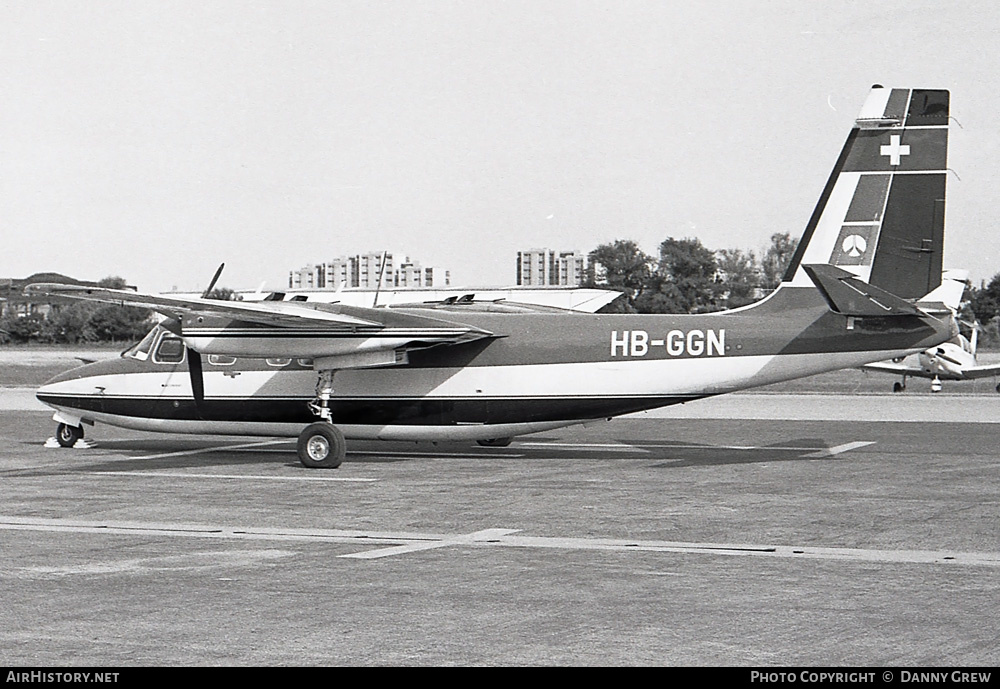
[969,274,1000,322]
[205,286,242,301]
[97,275,129,289]
[760,232,799,290]
[0,314,45,343]
[86,305,150,343]
[47,302,96,343]
[636,237,722,313]
[586,240,653,312]
[716,248,760,309]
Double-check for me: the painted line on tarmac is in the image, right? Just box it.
[802,441,876,458]
[340,528,521,559]
[532,440,878,459]
[87,471,376,483]
[349,450,525,459]
[1,516,997,567]
[514,442,649,453]
[128,439,291,460]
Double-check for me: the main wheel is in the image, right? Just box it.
[892,382,905,393]
[477,437,513,447]
[297,422,346,469]
[56,423,84,448]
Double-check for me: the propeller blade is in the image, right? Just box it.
[188,348,205,416]
[202,263,225,299]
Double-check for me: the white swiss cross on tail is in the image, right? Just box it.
[880,134,911,165]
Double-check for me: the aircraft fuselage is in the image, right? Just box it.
[37,285,953,442]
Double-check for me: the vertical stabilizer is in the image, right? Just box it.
[784,86,949,298]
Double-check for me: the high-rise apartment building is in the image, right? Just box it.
[289,253,450,290]
[516,249,587,286]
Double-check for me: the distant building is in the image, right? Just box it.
[289,253,450,290]
[516,249,587,287]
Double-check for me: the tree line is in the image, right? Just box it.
[585,232,799,313]
[0,278,240,345]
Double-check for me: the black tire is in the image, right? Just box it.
[56,423,84,448]
[297,422,345,468]
[477,437,513,448]
[892,382,904,393]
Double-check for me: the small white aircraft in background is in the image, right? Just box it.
[862,270,1000,392]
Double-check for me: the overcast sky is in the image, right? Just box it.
[2,1,998,292]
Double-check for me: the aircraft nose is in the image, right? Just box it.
[36,357,122,402]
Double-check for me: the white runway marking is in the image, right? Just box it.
[2,516,997,567]
[341,528,521,559]
[802,441,876,458]
[519,440,876,459]
[87,471,376,483]
[128,439,291,460]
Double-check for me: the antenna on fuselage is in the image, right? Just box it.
[372,252,388,308]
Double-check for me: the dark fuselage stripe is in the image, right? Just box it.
[38,394,698,426]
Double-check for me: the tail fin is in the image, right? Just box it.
[784,86,949,299]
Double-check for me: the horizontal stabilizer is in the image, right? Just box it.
[915,268,969,316]
[802,264,922,317]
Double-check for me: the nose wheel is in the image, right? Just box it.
[56,423,84,448]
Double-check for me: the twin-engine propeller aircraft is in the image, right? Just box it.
[29,85,958,468]
[861,271,1000,392]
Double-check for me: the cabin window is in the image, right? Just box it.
[209,354,237,366]
[266,358,291,367]
[123,326,161,361]
[297,358,314,368]
[153,336,186,364]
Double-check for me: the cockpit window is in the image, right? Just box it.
[122,326,161,361]
[153,336,186,364]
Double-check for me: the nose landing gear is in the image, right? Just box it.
[56,423,84,448]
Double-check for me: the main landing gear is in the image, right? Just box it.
[298,369,345,469]
[297,422,346,469]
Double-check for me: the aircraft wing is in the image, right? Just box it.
[24,283,385,327]
[956,362,1000,380]
[861,360,927,376]
[24,283,496,366]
